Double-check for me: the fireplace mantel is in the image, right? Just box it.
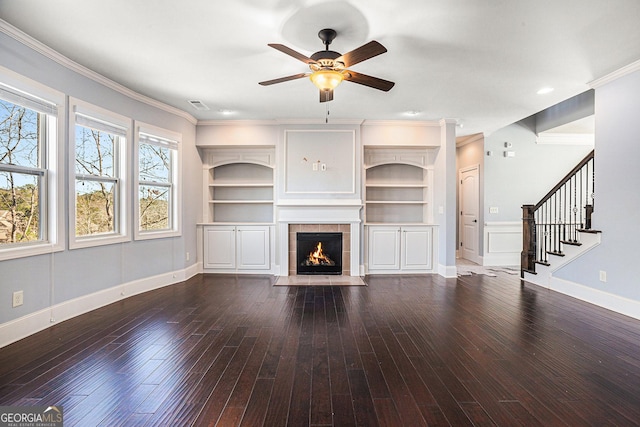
[277,200,362,276]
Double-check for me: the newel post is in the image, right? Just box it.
[584,204,593,230]
[521,204,536,277]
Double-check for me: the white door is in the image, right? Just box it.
[459,166,480,263]
[367,226,400,270]
[401,227,432,270]
[237,226,270,270]
[203,226,236,269]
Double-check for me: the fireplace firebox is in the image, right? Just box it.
[296,232,342,275]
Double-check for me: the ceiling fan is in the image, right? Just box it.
[259,28,395,102]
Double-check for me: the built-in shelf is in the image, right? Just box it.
[203,147,275,224]
[363,147,434,224]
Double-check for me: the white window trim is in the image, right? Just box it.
[134,122,182,240]
[69,97,132,249]
[0,66,65,261]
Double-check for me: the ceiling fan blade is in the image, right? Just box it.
[319,89,334,103]
[259,73,309,86]
[268,44,315,64]
[336,41,387,67]
[344,70,395,92]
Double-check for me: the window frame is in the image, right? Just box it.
[0,66,64,261]
[69,98,131,249]
[134,122,181,240]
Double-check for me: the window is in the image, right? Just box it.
[0,68,63,261]
[70,99,130,248]
[135,124,181,239]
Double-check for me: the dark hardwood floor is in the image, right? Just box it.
[1,270,640,426]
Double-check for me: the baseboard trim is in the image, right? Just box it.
[0,263,200,349]
[544,277,640,321]
[439,264,458,278]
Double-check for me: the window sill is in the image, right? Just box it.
[134,229,182,241]
[69,234,131,250]
[0,242,64,261]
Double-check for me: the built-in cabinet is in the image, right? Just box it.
[203,225,270,270]
[201,147,275,273]
[364,147,437,273]
[198,144,438,275]
[367,225,433,272]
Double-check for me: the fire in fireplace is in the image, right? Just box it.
[296,232,342,275]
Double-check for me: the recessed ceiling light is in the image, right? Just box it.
[404,110,421,116]
[218,109,234,115]
[537,87,554,95]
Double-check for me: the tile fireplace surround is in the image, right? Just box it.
[277,200,362,276]
[289,224,350,276]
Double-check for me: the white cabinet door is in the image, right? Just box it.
[203,226,236,269]
[368,226,401,270]
[401,226,432,270]
[237,226,270,270]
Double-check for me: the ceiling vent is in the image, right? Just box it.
[188,100,210,111]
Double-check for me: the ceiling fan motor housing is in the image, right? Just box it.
[310,50,343,70]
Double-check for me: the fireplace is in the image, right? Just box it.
[296,232,343,275]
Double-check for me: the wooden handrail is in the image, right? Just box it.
[534,150,594,210]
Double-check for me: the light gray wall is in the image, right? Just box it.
[555,70,640,301]
[0,31,199,324]
[484,119,593,223]
[434,121,458,270]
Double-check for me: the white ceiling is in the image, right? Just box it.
[2,0,640,136]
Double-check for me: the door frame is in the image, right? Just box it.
[458,164,481,264]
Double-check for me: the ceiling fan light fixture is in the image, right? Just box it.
[309,69,344,91]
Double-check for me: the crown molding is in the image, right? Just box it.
[197,119,279,126]
[589,59,640,89]
[198,118,368,126]
[277,118,364,125]
[361,119,442,127]
[0,19,197,125]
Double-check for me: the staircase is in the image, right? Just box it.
[521,150,601,287]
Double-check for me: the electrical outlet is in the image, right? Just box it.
[186,252,190,261]
[599,271,607,282]
[312,163,318,171]
[12,290,24,308]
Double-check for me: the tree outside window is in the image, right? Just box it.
[74,125,117,236]
[138,141,172,231]
[0,99,44,245]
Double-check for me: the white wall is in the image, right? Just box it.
[555,69,640,302]
[0,28,200,339]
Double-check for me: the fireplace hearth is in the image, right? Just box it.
[296,232,342,275]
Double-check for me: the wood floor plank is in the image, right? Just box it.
[1,272,640,426]
[238,378,273,427]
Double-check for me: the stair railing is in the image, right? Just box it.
[522,150,594,276]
